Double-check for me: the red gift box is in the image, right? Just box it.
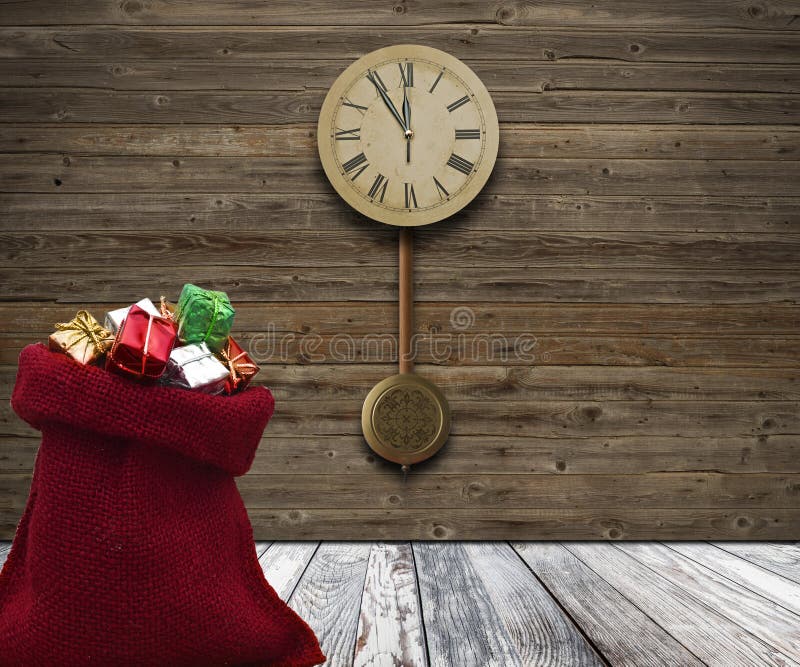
[219,336,260,394]
[106,304,177,380]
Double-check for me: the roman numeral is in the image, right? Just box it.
[447,153,474,175]
[455,129,481,140]
[335,127,361,141]
[367,173,388,202]
[433,176,449,200]
[404,182,418,209]
[342,97,368,113]
[342,152,368,180]
[366,69,388,92]
[447,95,471,113]
[398,61,414,87]
[429,69,444,93]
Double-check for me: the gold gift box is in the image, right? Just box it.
[49,310,114,365]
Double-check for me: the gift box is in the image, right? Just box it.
[165,342,229,394]
[219,336,260,394]
[174,283,235,352]
[104,297,160,334]
[48,310,113,365]
[106,304,177,380]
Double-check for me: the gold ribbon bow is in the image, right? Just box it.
[221,345,258,391]
[54,310,113,354]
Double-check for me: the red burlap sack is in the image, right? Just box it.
[0,344,325,667]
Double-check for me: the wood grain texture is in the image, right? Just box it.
[353,542,427,667]
[711,542,800,584]
[512,542,704,667]
[665,542,800,617]
[259,541,319,601]
[615,543,800,658]
[2,89,799,125]
[3,2,800,28]
[460,542,602,665]
[1,538,799,664]
[3,61,800,94]
[3,193,798,233]
[0,1,797,539]
[565,542,800,667]
[288,543,371,667]
[4,27,800,62]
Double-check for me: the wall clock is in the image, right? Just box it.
[317,45,499,470]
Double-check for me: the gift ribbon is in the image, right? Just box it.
[221,346,258,390]
[54,310,112,354]
[202,293,222,343]
[109,310,171,379]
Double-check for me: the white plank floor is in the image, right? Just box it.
[1,541,799,666]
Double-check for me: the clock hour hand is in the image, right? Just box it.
[367,71,407,133]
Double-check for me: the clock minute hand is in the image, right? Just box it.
[403,85,412,163]
[367,71,407,132]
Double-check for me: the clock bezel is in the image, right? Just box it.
[317,44,499,228]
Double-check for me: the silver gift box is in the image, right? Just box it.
[104,298,160,334]
[165,342,229,394]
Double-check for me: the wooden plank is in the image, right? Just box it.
[4,398,800,437]
[167,365,800,402]
[412,542,523,666]
[3,432,799,476]
[2,89,798,125]
[6,155,800,195]
[4,228,800,271]
[3,124,800,161]
[4,471,797,511]
[3,193,798,234]
[1,0,799,28]
[258,541,319,601]
[615,542,800,658]
[3,332,798,368]
[4,27,800,62]
[3,60,800,94]
[288,543,371,667]
[712,543,800,584]
[230,473,800,509]
[3,303,795,335]
[566,542,800,667]
[461,542,602,665]
[665,542,800,617]
[4,365,799,403]
[512,542,704,666]
[4,265,800,304]
[1,507,797,541]
[353,542,427,667]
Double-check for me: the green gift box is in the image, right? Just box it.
[174,283,235,352]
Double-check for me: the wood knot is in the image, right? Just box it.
[495,5,517,23]
[123,0,142,14]
[555,460,566,472]
[582,405,603,422]
[431,525,449,539]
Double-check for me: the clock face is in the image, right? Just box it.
[318,45,499,227]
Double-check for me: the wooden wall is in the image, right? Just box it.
[1,1,799,540]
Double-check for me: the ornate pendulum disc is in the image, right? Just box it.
[361,373,451,466]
